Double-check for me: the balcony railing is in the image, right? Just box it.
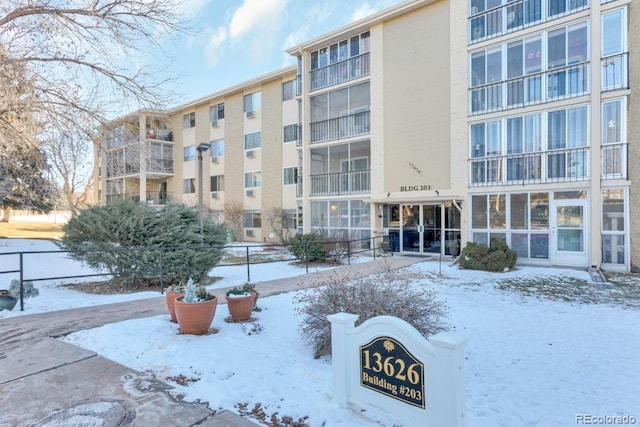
[310,110,370,144]
[469,0,590,44]
[296,177,303,198]
[147,158,174,174]
[469,147,590,186]
[147,130,173,142]
[470,62,589,115]
[601,143,627,180]
[309,53,370,92]
[601,52,629,92]
[106,191,172,205]
[309,170,370,196]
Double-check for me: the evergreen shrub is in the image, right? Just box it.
[58,200,227,285]
[289,233,329,263]
[459,239,517,272]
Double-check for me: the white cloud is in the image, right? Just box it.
[352,2,377,22]
[304,1,335,24]
[205,26,228,67]
[179,0,214,18]
[351,0,403,22]
[229,0,288,39]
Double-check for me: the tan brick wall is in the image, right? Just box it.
[260,79,285,240]
[381,2,451,195]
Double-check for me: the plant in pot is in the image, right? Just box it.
[1,279,39,311]
[165,282,185,323]
[174,279,217,335]
[225,284,257,322]
[447,240,461,257]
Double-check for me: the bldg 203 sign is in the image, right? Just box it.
[360,336,425,408]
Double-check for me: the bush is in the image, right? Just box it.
[295,265,449,358]
[58,200,227,285]
[9,279,39,299]
[289,233,329,263]
[459,239,517,272]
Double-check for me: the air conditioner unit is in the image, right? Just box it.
[246,150,254,158]
[211,156,219,163]
[246,229,255,237]
[211,119,218,128]
[211,191,219,199]
[246,110,255,119]
[246,189,254,197]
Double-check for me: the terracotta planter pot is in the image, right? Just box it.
[165,291,184,323]
[174,296,218,335]
[225,292,256,322]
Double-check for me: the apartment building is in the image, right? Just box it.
[95,67,300,243]
[95,0,637,271]
[285,0,636,271]
[464,0,636,271]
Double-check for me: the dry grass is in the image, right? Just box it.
[0,222,64,239]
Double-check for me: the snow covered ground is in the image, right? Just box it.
[2,238,639,426]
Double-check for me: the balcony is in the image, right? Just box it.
[469,146,590,186]
[146,158,174,174]
[106,191,172,205]
[309,53,370,92]
[470,62,589,115]
[310,111,370,144]
[309,170,370,196]
[601,143,627,180]
[469,0,589,44]
[146,129,173,142]
[601,53,629,92]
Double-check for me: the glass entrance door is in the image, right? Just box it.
[401,205,421,252]
[552,201,588,267]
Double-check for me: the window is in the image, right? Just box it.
[244,171,261,188]
[470,107,590,185]
[310,82,370,122]
[602,98,626,179]
[282,80,295,101]
[210,175,224,192]
[244,132,261,150]
[601,8,627,90]
[244,91,261,113]
[547,106,588,179]
[283,167,298,185]
[310,32,370,71]
[183,178,195,194]
[601,189,626,265]
[471,192,550,260]
[183,146,196,161]
[283,124,299,143]
[210,139,224,158]
[182,112,195,129]
[209,103,224,125]
[243,210,262,228]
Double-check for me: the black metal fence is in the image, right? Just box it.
[0,236,390,311]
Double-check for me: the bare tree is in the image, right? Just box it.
[265,206,295,244]
[224,201,244,242]
[0,0,189,195]
[41,121,95,215]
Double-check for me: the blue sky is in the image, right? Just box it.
[166,0,404,105]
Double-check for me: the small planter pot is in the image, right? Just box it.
[174,296,218,335]
[165,291,184,323]
[0,290,17,311]
[225,292,256,322]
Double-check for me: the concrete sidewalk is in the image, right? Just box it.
[0,255,422,427]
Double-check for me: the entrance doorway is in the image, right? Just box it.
[384,203,461,255]
[551,200,588,267]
